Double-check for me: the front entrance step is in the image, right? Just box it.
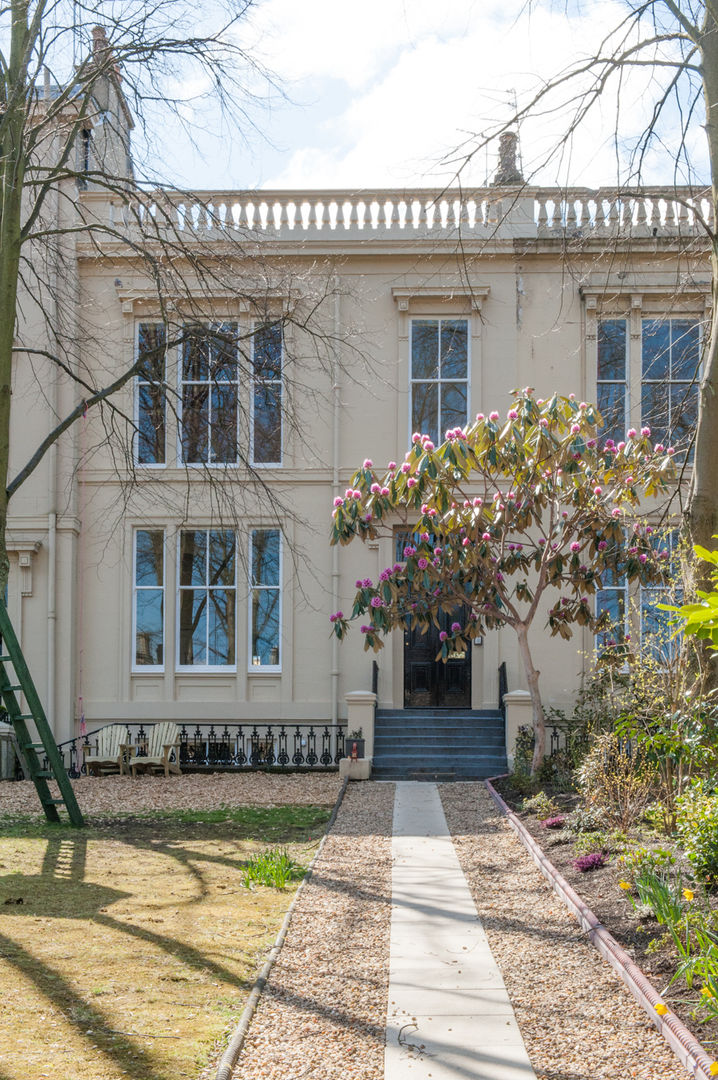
[372,707,507,781]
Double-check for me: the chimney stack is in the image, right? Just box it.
[492,131,524,186]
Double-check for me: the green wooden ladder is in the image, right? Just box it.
[0,602,84,827]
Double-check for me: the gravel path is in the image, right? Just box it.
[440,783,691,1080]
[0,772,342,814]
[230,781,395,1080]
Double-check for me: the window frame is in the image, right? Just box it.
[134,321,167,469]
[408,317,471,445]
[177,322,240,468]
[176,528,238,672]
[250,322,283,468]
[640,528,683,660]
[132,527,165,673]
[248,528,282,673]
[640,317,701,462]
[596,317,629,445]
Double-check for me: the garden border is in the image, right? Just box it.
[214,776,350,1080]
[485,776,717,1080]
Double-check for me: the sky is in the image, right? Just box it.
[143,0,709,192]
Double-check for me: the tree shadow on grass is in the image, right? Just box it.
[0,930,171,1080]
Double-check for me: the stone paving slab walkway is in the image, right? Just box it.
[385,781,536,1079]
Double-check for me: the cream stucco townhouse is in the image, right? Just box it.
[8,50,709,778]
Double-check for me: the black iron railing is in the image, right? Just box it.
[36,722,346,779]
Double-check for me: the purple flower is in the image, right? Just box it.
[417,558,428,569]
[641,426,651,437]
[508,409,518,420]
[627,428,637,439]
[388,461,396,470]
[363,458,373,468]
[570,423,580,434]
[381,487,390,496]
[360,625,371,633]
[407,478,417,488]
[598,540,607,551]
[355,580,363,588]
[403,545,416,557]
[571,541,581,553]
[333,496,344,507]
[329,611,343,622]
[370,596,383,608]
[439,631,448,641]
[362,578,373,588]
[541,815,566,829]
[370,482,381,494]
[573,852,606,872]
[451,622,462,632]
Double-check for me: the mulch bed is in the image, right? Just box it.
[495,779,718,1054]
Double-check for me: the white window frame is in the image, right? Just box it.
[250,322,283,468]
[596,317,629,443]
[176,528,238,672]
[248,528,282,673]
[132,527,165,673]
[134,321,167,469]
[640,317,701,461]
[408,317,471,444]
[177,322,240,468]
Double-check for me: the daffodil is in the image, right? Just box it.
[619,880,632,891]
[683,888,695,902]
[701,987,716,999]
[655,1002,669,1016]
[710,1063,718,1076]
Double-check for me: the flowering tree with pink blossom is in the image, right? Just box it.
[330,388,677,773]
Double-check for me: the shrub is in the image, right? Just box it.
[522,791,560,820]
[573,829,626,856]
[541,815,566,829]
[676,785,718,887]
[565,804,610,834]
[573,852,607,872]
[618,846,676,881]
[576,731,657,829]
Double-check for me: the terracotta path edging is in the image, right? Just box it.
[214,776,350,1080]
[485,776,717,1080]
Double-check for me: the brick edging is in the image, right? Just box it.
[485,776,717,1080]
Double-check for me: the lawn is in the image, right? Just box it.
[0,804,331,1080]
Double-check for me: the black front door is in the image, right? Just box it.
[403,610,472,709]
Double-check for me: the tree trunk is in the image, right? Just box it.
[0,0,32,592]
[515,622,546,774]
[689,12,718,558]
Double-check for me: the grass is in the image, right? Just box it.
[0,805,330,1080]
[241,848,304,889]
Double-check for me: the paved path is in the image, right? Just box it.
[385,781,536,1080]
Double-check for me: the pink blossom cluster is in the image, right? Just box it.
[329,611,343,622]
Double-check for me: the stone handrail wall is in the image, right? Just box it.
[79,185,713,244]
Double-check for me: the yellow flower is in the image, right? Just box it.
[619,880,632,891]
[710,1063,718,1076]
[701,987,716,999]
[683,888,695,902]
[655,1003,669,1016]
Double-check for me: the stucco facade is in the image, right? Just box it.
[9,141,710,744]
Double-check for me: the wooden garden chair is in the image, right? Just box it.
[83,724,134,776]
[130,721,182,777]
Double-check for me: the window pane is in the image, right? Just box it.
[138,383,166,465]
[595,588,625,646]
[411,382,438,444]
[138,323,166,382]
[135,530,163,587]
[252,529,280,586]
[210,323,238,381]
[178,589,207,665]
[253,323,282,380]
[253,384,282,463]
[182,329,209,382]
[642,382,669,446]
[672,321,700,380]
[252,589,280,665]
[412,321,439,379]
[181,384,209,463]
[209,530,235,586]
[597,320,626,381]
[441,382,467,435]
[642,320,670,380]
[597,382,626,445]
[440,320,468,379]
[135,590,163,666]
[211,384,238,463]
[209,589,235,665]
[670,382,698,458]
[180,531,207,587]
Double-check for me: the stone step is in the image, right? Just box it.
[374,735,505,748]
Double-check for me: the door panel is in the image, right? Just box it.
[404,609,471,708]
